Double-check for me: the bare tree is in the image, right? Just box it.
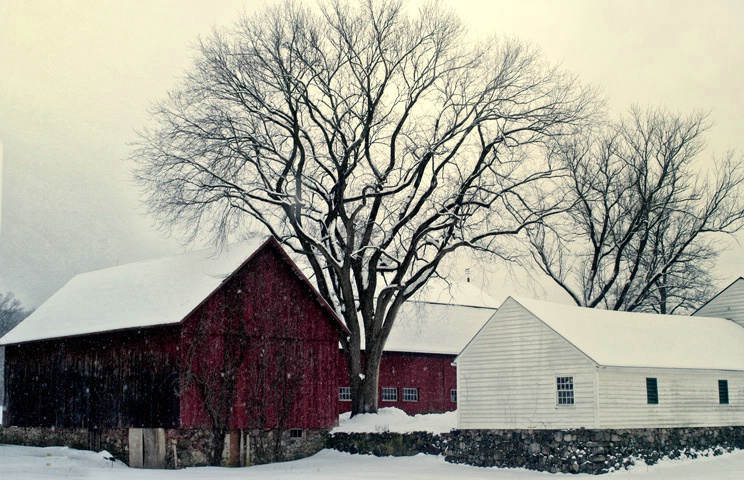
[526,107,744,313]
[1,291,31,421]
[134,0,596,414]
[0,291,31,336]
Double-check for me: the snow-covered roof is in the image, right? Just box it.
[0,239,269,345]
[510,296,744,371]
[382,298,497,355]
[409,278,507,308]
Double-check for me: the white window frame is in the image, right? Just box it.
[402,387,419,402]
[556,376,574,406]
[381,387,397,402]
[450,389,457,403]
[339,386,351,402]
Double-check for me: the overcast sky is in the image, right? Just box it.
[1,0,742,308]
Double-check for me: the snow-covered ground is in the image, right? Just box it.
[2,410,741,478]
[332,407,456,434]
[2,444,744,479]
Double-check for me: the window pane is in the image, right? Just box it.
[556,376,574,405]
[382,387,397,402]
[646,378,658,404]
[719,380,729,405]
[450,389,457,403]
[339,387,351,401]
[403,388,419,402]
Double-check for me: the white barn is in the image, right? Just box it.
[455,296,744,429]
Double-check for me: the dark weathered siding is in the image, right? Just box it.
[4,327,180,428]
[3,239,344,432]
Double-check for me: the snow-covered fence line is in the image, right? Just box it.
[329,426,744,475]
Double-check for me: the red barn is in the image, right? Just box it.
[337,283,498,415]
[0,237,348,467]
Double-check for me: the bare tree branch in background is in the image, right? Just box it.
[0,291,31,336]
[527,107,744,313]
[133,0,597,414]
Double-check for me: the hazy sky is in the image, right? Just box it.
[1,0,743,308]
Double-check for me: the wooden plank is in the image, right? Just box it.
[228,430,240,467]
[143,428,166,469]
[128,428,143,468]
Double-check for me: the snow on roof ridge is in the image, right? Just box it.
[379,300,496,355]
[79,237,269,274]
[0,237,269,345]
[407,299,499,310]
[505,295,744,371]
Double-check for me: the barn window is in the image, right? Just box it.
[403,388,419,402]
[382,387,397,402]
[556,376,574,405]
[450,389,457,403]
[719,380,729,404]
[289,429,303,438]
[339,387,352,401]
[646,377,659,404]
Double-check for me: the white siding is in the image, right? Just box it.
[457,299,598,429]
[597,367,744,428]
[695,278,744,329]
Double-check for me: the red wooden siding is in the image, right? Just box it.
[338,351,458,415]
[179,243,342,430]
[3,239,344,432]
[4,327,180,428]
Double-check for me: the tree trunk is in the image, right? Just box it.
[659,272,668,314]
[351,346,383,415]
[359,365,380,414]
[347,343,383,415]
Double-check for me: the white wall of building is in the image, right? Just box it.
[596,366,744,428]
[456,300,598,429]
[457,298,744,430]
[695,278,744,329]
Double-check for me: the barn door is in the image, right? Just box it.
[128,428,166,468]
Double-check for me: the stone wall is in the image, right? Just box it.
[330,427,744,475]
[446,428,744,474]
[4,425,743,473]
[329,431,444,457]
[163,428,327,467]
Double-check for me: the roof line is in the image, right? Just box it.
[177,237,349,337]
[693,276,744,314]
[406,299,499,310]
[173,236,274,333]
[455,296,600,367]
[510,297,601,368]
[269,237,350,336]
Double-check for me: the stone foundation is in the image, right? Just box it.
[330,427,744,474]
[0,426,327,469]
[164,428,328,467]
